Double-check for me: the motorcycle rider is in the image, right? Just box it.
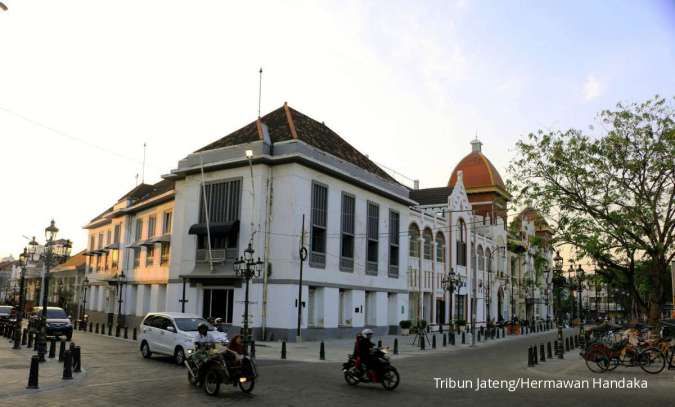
[356,328,383,375]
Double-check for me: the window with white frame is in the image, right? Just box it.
[388,210,399,277]
[366,201,379,274]
[340,192,355,271]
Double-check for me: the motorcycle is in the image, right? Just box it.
[185,342,257,396]
[343,347,400,391]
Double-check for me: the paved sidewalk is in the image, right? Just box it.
[0,336,86,399]
[252,328,560,362]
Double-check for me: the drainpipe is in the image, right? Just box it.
[261,165,273,339]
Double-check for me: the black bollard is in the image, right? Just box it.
[73,346,81,373]
[89,322,93,332]
[547,342,553,359]
[108,324,112,336]
[319,341,325,360]
[49,339,56,359]
[443,333,447,347]
[533,345,538,364]
[565,337,570,351]
[27,331,34,348]
[439,324,443,334]
[22,328,28,345]
[59,339,66,362]
[33,333,39,351]
[250,340,256,359]
[95,323,99,334]
[115,325,120,338]
[133,328,137,341]
[527,347,533,367]
[393,338,399,355]
[420,334,426,350]
[496,328,500,339]
[558,340,564,359]
[461,332,466,344]
[26,355,40,389]
[62,350,73,380]
[124,327,128,339]
[377,339,382,348]
[281,340,287,359]
[432,334,437,349]
[540,343,545,362]
[450,333,455,345]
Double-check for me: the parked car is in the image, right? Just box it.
[30,306,73,340]
[139,312,229,366]
[0,305,16,323]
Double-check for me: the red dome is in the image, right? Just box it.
[448,140,507,196]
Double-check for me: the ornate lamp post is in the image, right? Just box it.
[567,263,577,321]
[552,251,566,357]
[441,267,463,331]
[233,242,264,355]
[81,277,89,329]
[13,248,29,349]
[29,220,72,361]
[114,271,127,328]
[543,267,551,322]
[484,246,506,325]
[576,264,585,335]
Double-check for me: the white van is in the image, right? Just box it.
[138,312,229,365]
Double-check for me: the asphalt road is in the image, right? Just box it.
[1,329,673,407]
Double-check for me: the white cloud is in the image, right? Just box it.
[583,74,602,101]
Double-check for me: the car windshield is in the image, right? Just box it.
[46,309,68,319]
[174,318,214,332]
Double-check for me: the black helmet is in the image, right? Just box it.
[197,322,209,335]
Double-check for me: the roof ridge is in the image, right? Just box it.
[283,101,299,139]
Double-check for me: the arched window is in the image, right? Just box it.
[456,219,467,266]
[408,223,420,258]
[423,228,433,260]
[435,232,446,263]
[477,246,485,271]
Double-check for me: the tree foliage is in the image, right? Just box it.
[507,96,675,323]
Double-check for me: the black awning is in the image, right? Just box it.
[188,220,239,236]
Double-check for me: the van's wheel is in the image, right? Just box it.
[204,370,221,396]
[238,378,255,393]
[174,347,186,366]
[140,341,152,359]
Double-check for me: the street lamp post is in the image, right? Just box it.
[80,277,89,329]
[553,251,566,358]
[114,271,126,328]
[576,264,585,336]
[28,220,72,362]
[567,263,576,321]
[441,267,463,332]
[233,242,264,355]
[13,248,28,349]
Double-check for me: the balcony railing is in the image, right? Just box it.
[195,248,237,263]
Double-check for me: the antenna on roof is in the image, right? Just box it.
[258,67,263,118]
[141,142,147,183]
[135,173,139,186]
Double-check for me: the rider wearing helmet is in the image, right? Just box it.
[356,328,381,374]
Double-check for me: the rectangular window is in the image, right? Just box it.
[147,216,156,238]
[366,201,379,275]
[90,236,95,251]
[106,230,111,246]
[199,180,241,223]
[339,193,355,272]
[162,211,172,234]
[160,243,170,265]
[146,246,155,266]
[436,239,445,263]
[133,248,141,269]
[111,249,118,269]
[98,233,104,250]
[309,182,328,268]
[135,219,143,241]
[456,241,467,266]
[202,289,234,324]
[388,210,399,277]
[113,224,121,244]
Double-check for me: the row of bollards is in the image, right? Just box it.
[528,334,590,366]
[25,337,84,389]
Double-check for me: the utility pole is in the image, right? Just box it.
[296,215,307,341]
[471,214,477,347]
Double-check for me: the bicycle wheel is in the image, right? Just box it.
[638,348,666,374]
[585,356,609,373]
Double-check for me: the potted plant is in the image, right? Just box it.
[399,320,412,336]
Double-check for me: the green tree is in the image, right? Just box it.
[507,96,675,324]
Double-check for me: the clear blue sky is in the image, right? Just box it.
[0,0,673,257]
